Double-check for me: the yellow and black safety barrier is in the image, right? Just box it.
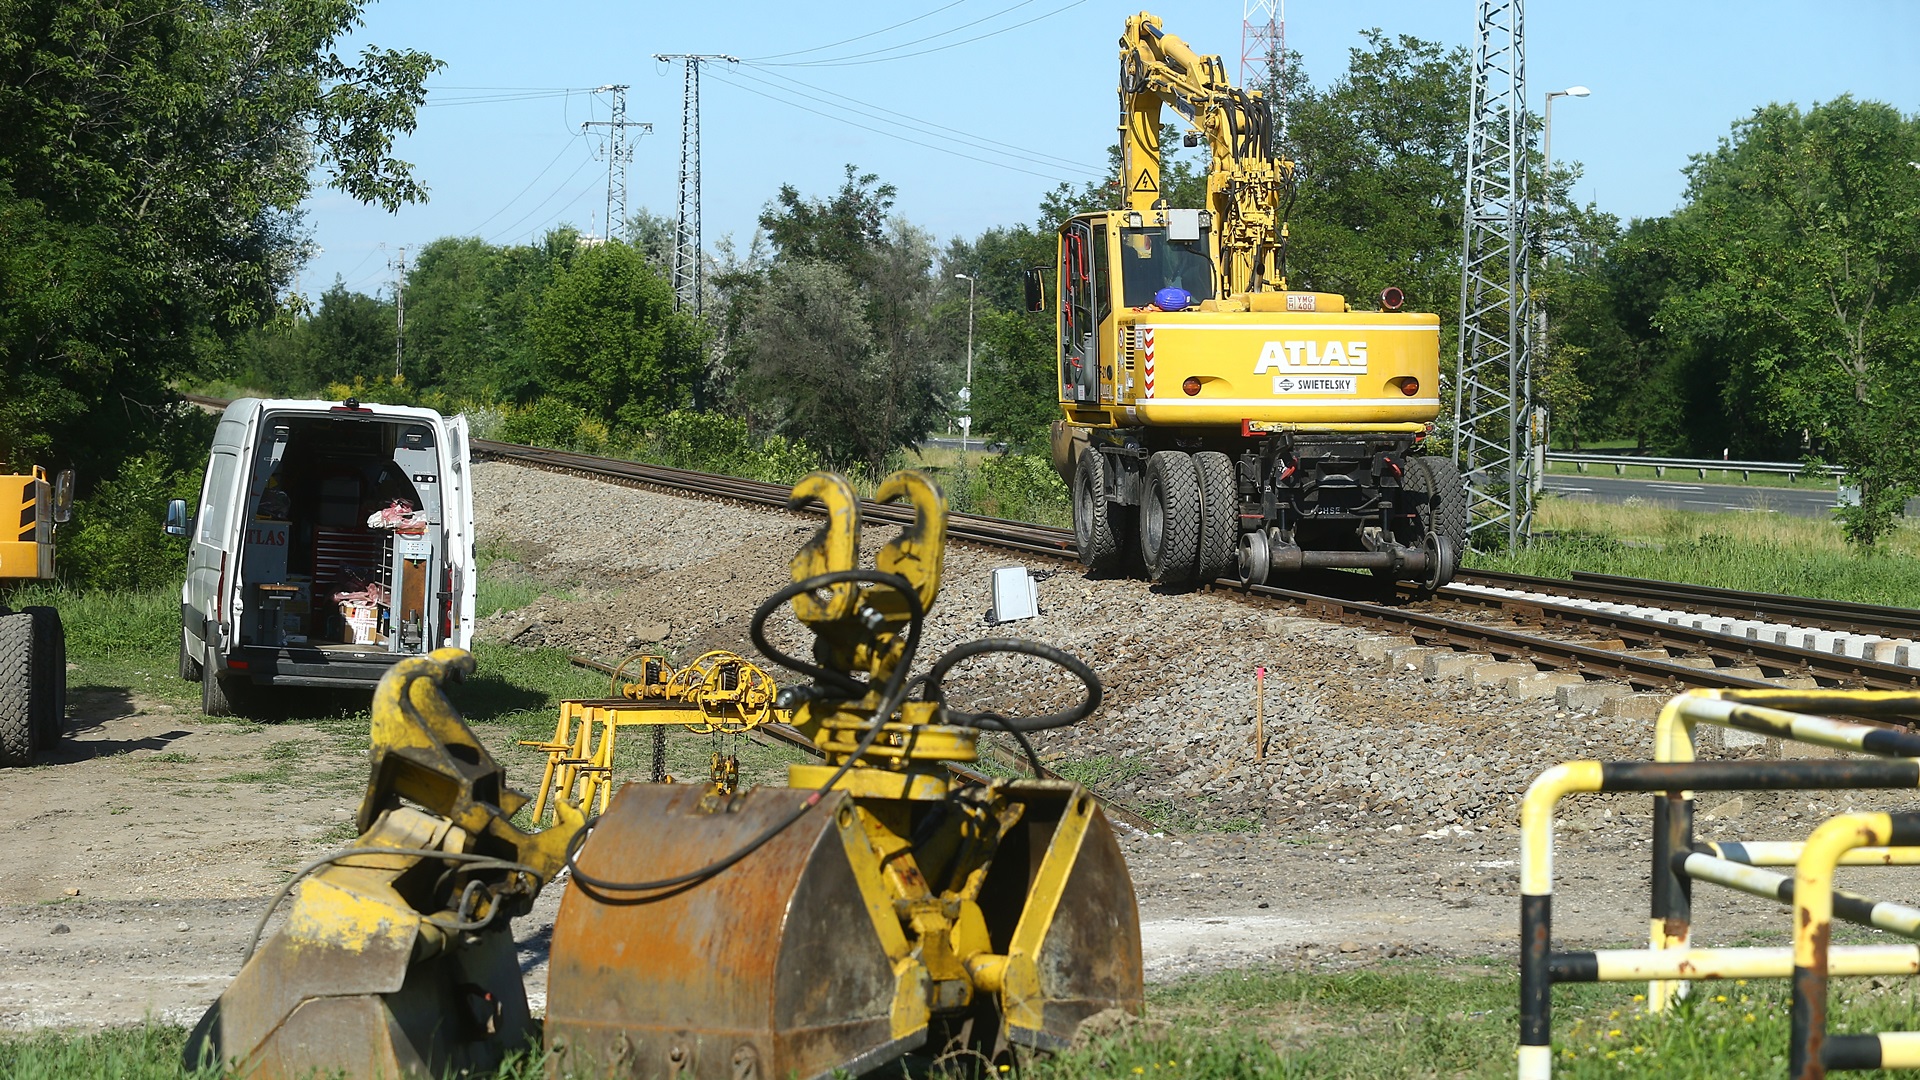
[1517,689,1920,1080]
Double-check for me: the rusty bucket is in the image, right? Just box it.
[544,780,1143,1078]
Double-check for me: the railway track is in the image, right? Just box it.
[177,397,1920,700]
[476,436,1917,698]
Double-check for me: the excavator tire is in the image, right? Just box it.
[1414,456,1467,583]
[1072,449,1128,575]
[0,612,34,766]
[1193,451,1238,583]
[1138,451,1200,585]
[26,607,64,751]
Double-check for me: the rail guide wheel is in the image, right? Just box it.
[544,469,1144,1079]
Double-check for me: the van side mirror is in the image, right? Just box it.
[1023,267,1046,313]
[164,498,190,538]
[51,469,74,524]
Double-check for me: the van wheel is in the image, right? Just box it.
[0,612,35,766]
[26,607,64,751]
[1138,451,1201,585]
[202,665,245,718]
[179,636,203,683]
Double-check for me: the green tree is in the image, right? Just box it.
[527,240,706,432]
[0,0,438,485]
[1654,97,1920,544]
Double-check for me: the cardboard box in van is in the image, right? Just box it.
[166,398,476,716]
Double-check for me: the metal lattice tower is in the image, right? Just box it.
[580,85,652,243]
[1454,0,1533,550]
[1240,0,1283,101]
[655,54,738,315]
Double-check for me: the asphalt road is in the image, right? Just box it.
[1541,473,1845,518]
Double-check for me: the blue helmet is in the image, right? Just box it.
[1154,287,1192,311]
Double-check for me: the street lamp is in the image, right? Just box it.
[1536,86,1587,494]
[954,273,976,455]
[1542,85,1590,196]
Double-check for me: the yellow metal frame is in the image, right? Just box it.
[0,467,53,580]
[522,650,788,824]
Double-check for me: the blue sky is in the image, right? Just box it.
[301,0,1920,298]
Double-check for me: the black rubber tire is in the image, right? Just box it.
[1413,456,1468,583]
[1072,449,1126,575]
[0,612,34,767]
[202,662,240,718]
[1138,451,1201,585]
[1417,456,1468,559]
[26,607,64,751]
[1193,451,1239,583]
[179,633,203,683]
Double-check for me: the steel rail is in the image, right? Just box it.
[1458,567,1920,639]
[1424,586,1920,693]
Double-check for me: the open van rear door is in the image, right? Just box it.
[441,414,477,649]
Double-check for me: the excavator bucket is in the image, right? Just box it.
[545,780,1143,1077]
[186,649,583,1079]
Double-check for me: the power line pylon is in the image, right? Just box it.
[580,85,652,243]
[654,53,738,316]
[1454,0,1534,550]
[1240,0,1283,105]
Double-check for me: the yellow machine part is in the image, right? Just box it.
[521,650,789,824]
[0,469,54,580]
[542,470,1143,1078]
[188,649,583,1079]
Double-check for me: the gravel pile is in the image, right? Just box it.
[471,460,1687,838]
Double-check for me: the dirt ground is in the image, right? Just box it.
[0,462,1899,1033]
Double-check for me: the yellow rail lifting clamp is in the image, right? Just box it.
[184,648,585,1079]
[543,470,1143,1079]
[1513,688,1920,1080]
[522,650,787,825]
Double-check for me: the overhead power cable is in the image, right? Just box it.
[705,68,1088,183]
[749,0,1087,68]
[464,138,585,236]
[485,150,597,245]
[744,0,972,62]
[725,65,1094,175]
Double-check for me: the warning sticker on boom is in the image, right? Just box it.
[1272,375,1357,394]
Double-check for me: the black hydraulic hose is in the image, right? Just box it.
[565,571,925,896]
[923,637,1102,732]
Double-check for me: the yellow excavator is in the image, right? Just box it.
[0,465,72,765]
[1035,11,1465,589]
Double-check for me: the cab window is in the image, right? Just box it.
[1119,227,1215,308]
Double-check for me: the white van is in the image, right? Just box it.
[166,398,476,715]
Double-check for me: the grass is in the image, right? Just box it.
[1469,495,1920,609]
[19,960,1920,1078]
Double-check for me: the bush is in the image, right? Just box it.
[640,410,820,484]
[947,452,1070,525]
[55,453,199,591]
[493,398,617,455]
